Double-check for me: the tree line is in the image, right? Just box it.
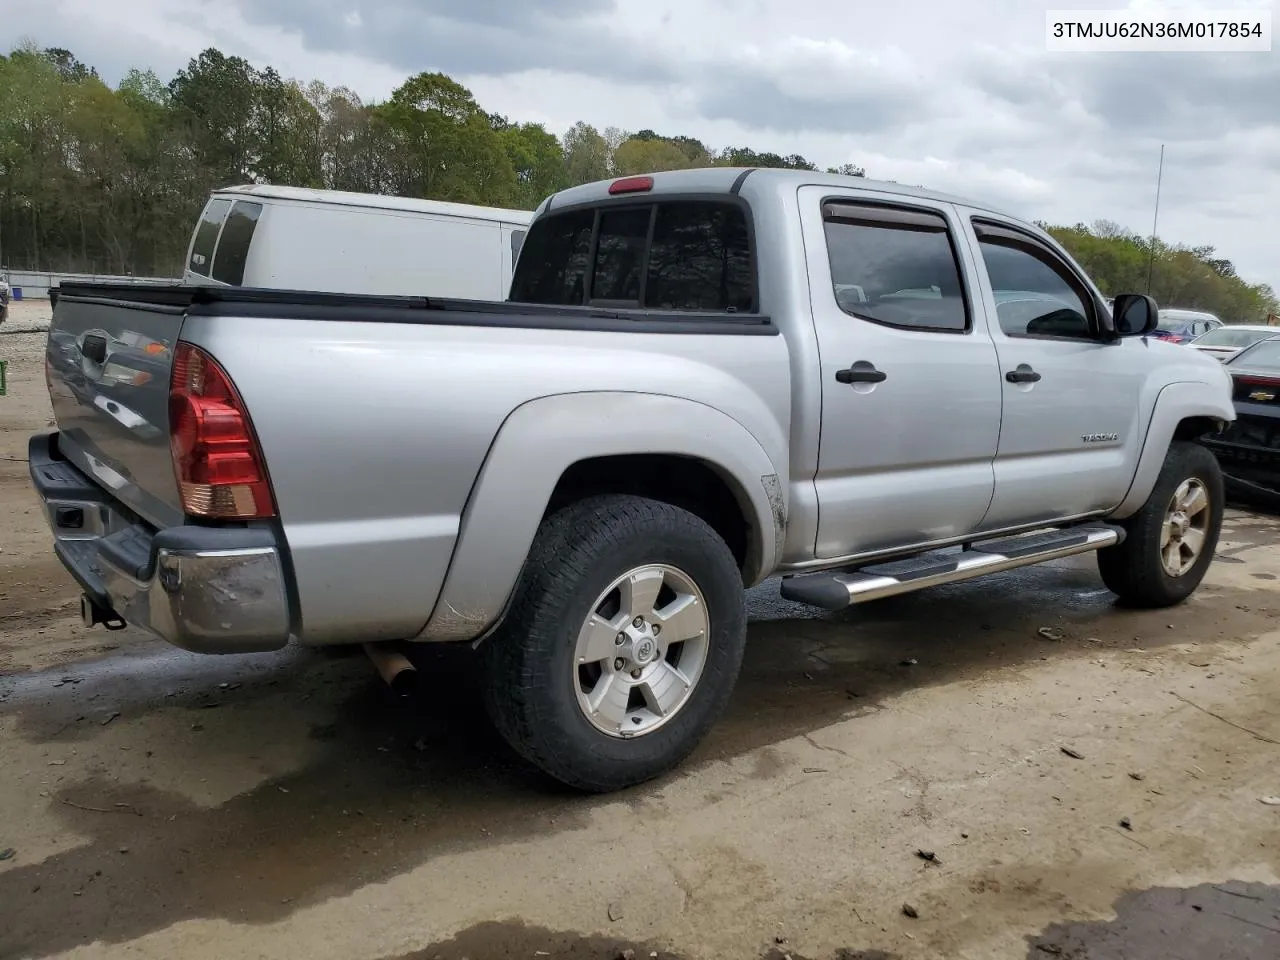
[0,43,1273,322]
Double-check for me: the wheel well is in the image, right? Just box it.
[1173,416,1224,442]
[545,454,756,574]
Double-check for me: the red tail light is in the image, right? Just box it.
[169,343,275,519]
[608,176,654,195]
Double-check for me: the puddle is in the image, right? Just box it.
[1029,881,1280,958]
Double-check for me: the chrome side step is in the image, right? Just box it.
[779,523,1124,611]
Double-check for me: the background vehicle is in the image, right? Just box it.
[32,168,1234,793]
[1200,337,1280,496]
[1152,307,1223,344]
[183,185,534,301]
[1188,324,1279,362]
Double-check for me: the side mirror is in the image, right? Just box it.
[1111,293,1159,337]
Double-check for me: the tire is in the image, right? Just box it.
[479,494,747,792]
[1097,441,1224,608]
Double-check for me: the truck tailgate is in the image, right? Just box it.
[45,290,185,528]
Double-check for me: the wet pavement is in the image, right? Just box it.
[1029,881,1280,959]
[4,544,1280,959]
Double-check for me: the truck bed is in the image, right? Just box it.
[41,281,791,648]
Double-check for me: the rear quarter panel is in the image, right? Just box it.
[179,314,791,644]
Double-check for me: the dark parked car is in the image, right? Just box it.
[1152,307,1222,344]
[1200,337,1280,496]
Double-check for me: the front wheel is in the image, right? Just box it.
[1097,441,1224,608]
[480,494,747,792]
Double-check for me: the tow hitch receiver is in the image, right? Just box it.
[81,594,127,631]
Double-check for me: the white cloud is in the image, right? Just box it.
[4,0,1276,291]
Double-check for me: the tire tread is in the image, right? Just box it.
[1098,441,1224,608]
[481,494,745,792]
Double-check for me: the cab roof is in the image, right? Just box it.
[543,167,1017,219]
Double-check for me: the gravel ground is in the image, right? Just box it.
[1,297,53,335]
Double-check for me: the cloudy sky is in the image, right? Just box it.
[5,0,1277,291]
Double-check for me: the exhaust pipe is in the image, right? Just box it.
[362,643,418,697]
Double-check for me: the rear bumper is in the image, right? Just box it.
[28,432,292,654]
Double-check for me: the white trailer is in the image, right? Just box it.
[182,185,535,301]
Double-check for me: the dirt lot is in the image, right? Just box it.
[3,299,1280,959]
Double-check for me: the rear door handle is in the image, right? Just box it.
[80,334,107,365]
[835,362,887,385]
[1005,365,1041,384]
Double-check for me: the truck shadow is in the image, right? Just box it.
[1,548,1278,957]
[368,919,899,960]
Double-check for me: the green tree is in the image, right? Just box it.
[613,136,696,175]
[255,67,323,186]
[826,162,866,177]
[379,72,516,204]
[169,48,261,186]
[497,120,568,208]
[0,46,72,268]
[1047,222,1278,323]
[716,146,818,170]
[562,121,611,185]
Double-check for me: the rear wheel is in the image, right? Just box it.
[480,494,747,792]
[1097,441,1224,607]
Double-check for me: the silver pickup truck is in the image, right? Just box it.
[30,168,1235,792]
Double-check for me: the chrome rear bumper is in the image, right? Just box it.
[29,432,293,654]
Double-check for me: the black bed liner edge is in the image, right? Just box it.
[52,282,779,337]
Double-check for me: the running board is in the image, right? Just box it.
[779,523,1124,611]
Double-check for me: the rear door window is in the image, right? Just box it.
[188,198,231,277]
[823,203,969,332]
[510,199,755,313]
[210,201,263,286]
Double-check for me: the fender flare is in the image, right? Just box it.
[1110,379,1234,519]
[415,391,787,642]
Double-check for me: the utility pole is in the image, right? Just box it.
[1146,144,1165,296]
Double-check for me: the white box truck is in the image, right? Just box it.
[182,185,535,301]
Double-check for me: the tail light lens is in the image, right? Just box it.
[169,343,276,519]
[608,176,654,194]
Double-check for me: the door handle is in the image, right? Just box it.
[1005,365,1041,384]
[80,334,107,365]
[835,362,887,385]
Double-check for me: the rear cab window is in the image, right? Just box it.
[510,199,754,313]
[188,198,231,277]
